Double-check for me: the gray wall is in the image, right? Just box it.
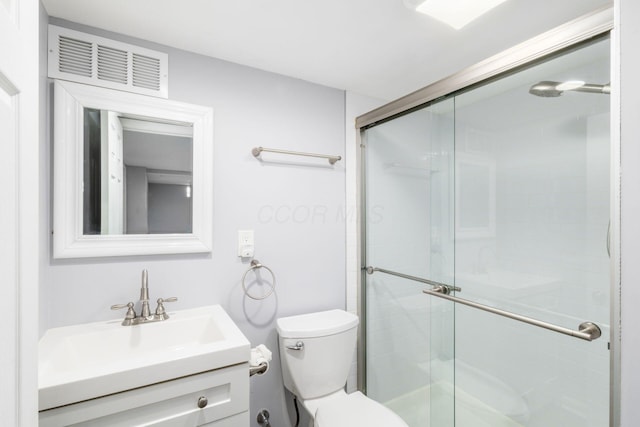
[42,17,346,427]
[147,183,192,234]
[125,165,149,234]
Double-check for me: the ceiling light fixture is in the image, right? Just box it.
[404,0,510,30]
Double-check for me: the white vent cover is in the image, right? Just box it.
[48,25,168,98]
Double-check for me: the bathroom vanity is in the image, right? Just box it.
[38,305,250,426]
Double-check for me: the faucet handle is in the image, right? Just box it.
[111,302,136,326]
[111,301,135,311]
[155,297,178,320]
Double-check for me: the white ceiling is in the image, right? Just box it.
[41,0,611,101]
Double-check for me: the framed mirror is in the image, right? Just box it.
[53,80,213,258]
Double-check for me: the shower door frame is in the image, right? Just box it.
[355,5,620,426]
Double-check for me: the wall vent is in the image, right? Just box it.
[48,25,168,98]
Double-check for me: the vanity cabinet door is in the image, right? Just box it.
[39,364,249,427]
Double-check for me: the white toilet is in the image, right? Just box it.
[277,309,408,427]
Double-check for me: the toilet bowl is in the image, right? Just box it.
[277,309,408,427]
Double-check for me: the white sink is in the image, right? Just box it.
[38,305,250,411]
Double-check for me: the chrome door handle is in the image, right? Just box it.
[422,288,602,341]
[286,341,304,350]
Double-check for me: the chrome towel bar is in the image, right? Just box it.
[422,286,602,342]
[252,146,341,165]
[365,266,461,292]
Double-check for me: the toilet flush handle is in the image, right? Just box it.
[286,341,304,351]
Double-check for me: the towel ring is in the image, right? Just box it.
[242,259,276,300]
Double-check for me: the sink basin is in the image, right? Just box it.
[38,305,250,411]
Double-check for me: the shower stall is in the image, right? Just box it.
[357,8,615,427]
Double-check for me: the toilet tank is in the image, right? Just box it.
[277,310,359,400]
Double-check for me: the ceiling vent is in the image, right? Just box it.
[48,25,168,98]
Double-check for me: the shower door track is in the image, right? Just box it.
[355,6,613,130]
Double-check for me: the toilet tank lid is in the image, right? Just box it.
[277,309,359,338]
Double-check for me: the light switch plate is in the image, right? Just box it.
[238,230,254,257]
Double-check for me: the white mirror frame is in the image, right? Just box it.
[53,80,213,258]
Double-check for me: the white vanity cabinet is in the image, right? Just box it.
[39,363,249,426]
[38,305,252,426]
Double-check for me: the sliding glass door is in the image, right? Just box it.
[362,34,610,427]
[363,99,455,426]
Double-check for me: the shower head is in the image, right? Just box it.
[529,80,611,97]
[529,81,563,97]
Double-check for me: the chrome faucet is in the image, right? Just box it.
[111,269,178,326]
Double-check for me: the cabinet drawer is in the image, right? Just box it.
[202,411,249,426]
[39,363,249,427]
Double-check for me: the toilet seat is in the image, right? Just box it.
[314,392,408,427]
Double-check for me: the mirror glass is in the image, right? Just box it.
[82,109,193,235]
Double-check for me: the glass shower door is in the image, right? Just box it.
[361,34,611,427]
[363,98,455,427]
[449,36,610,427]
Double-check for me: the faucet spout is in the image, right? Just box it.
[112,269,178,326]
[140,269,151,318]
